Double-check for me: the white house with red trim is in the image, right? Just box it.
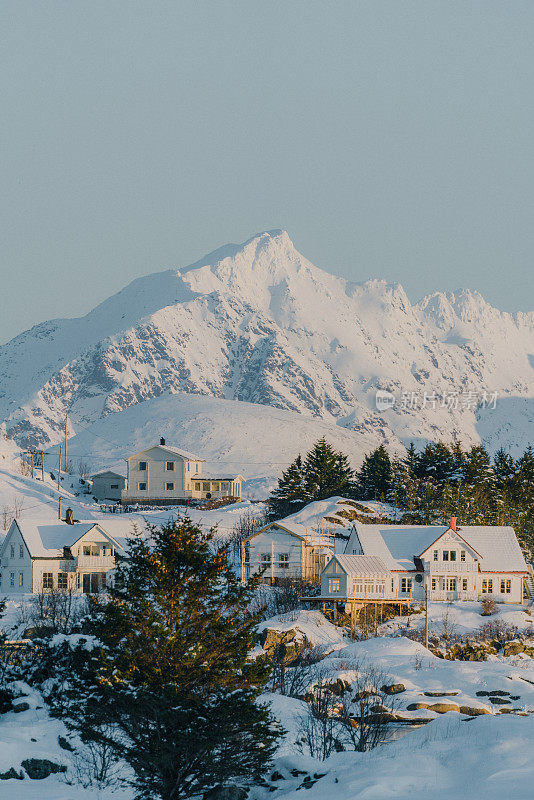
[320,517,530,604]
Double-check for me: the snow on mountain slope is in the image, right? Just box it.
[1,229,533,452]
[49,392,390,496]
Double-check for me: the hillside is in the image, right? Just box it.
[1,230,533,455]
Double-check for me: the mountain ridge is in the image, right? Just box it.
[1,230,533,454]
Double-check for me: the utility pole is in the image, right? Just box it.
[41,451,45,482]
[58,445,62,492]
[425,581,429,649]
[30,451,34,480]
[64,414,68,472]
[58,496,62,520]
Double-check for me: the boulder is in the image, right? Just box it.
[0,768,24,780]
[0,688,14,715]
[407,702,430,711]
[488,690,510,697]
[21,759,67,780]
[204,786,248,800]
[489,697,511,705]
[428,702,460,714]
[424,691,459,697]
[13,702,30,713]
[270,771,285,782]
[259,628,308,663]
[381,683,406,695]
[58,736,75,752]
[460,706,490,716]
[503,641,525,656]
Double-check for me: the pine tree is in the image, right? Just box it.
[303,438,353,501]
[403,443,419,477]
[269,454,307,518]
[493,448,515,488]
[356,445,393,501]
[36,519,281,800]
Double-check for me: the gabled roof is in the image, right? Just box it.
[91,470,126,480]
[331,554,390,577]
[128,444,205,462]
[345,523,528,573]
[2,520,125,559]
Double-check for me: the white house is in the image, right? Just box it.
[319,518,530,605]
[243,520,335,584]
[0,518,126,594]
[121,438,243,505]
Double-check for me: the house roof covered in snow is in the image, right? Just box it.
[128,444,205,462]
[331,554,390,577]
[345,523,528,573]
[2,520,125,559]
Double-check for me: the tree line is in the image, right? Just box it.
[269,438,534,554]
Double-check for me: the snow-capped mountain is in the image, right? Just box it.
[1,229,533,456]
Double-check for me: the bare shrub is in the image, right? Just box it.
[68,725,123,789]
[480,597,498,616]
[297,673,343,760]
[477,619,519,644]
[26,587,87,636]
[437,606,458,643]
[268,638,327,696]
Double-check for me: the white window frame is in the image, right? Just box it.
[460,550,466,562]
[138,482,147,491]
[443,550,449,561]
[278,553,289,569]
[166,482,174,491]
[138,461,147,471]
[19,572,24,588]
[10,572,14,587]
[165,461,174,471]
[328,577,340,593]
[42,572,53,589]
[433,550,438,561]
[19,544,24,559]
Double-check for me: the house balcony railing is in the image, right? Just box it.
[75,555,116,569]
[428,562,477,574]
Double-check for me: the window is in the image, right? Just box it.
[401,578,413,593]
[328,578,340,593]
[450,551,456,562]
[194,482,201,491]
[460,550,466,562]
[166,461,174,471]
[433,550,438,561]
[139,461,147,471]
[10,572,14,587]
[42,573,53,589]
[19,572,24,587]
[203,482,210,491]
[19,544,24,558]
[447,577,457,591]
[482,579,493,594]
[261,553,272,564]
[138,482,147,491]
[91,545,99,556]
[10,545,14,559]
[83,545,91,556]
[166,482,174,491]
[278,553,289,569]
[431,577,437,590]
[462,578,468,591]
[501,579,511,594]
[58,572,68,590]
[110,483,119,489]
[443,551,449,561]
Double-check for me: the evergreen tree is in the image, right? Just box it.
[493,448,516,488]
[269,454,307,518]
[417,442,457,483]
[303,438,353,501]
[35,519,281,800]
[403,442,419,477]
[357,445,393,500]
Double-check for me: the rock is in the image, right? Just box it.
[353,689,374,701]
[58,736,75,752]
[21,759,67,780]
[13,702,30,713]
[510,695,520,700]
[381,683,406,695]
[259,628,308,664]
[407,702,429,710]
[0,689,14,715]
[488,690,510,697]
[327,679,350,696]
[290,769,308,777]
[476,691,490,696]
[428,702,460,714]
[460,706,490,716]
[498,708,515,714]
[424,691,459,697]
[270,772,285,782]
[0,768,24,780]
[490,697,511,705]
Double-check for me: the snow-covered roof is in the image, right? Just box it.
[333,554,390,577]
[346,523,528,573]
[191,473,243,480]
[3,520,125,558]
[91,470,126,480]
[129,444,205,462]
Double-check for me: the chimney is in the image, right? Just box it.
[65,507,74,525]
[450,516,457,532]
[160,437,166,446]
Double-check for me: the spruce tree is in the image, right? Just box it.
[493,448,516,488]
[356,445,393,500]
[269,454,307,518]
[303,438,353,501]
[36,518,281,800]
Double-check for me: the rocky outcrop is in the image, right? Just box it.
[21,759,66,780]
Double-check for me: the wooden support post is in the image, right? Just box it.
[425,581,429,650]
[58,445,62,492]
[64,414,68,472]
[30,451,34,480]
[41,451,45,482]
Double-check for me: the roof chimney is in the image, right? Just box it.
[450,516,457,532]
[160,437,165,446]
[65,507,74,525]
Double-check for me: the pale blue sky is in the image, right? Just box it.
[2,1,534,343]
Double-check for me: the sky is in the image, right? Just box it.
[1,1,534,344]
